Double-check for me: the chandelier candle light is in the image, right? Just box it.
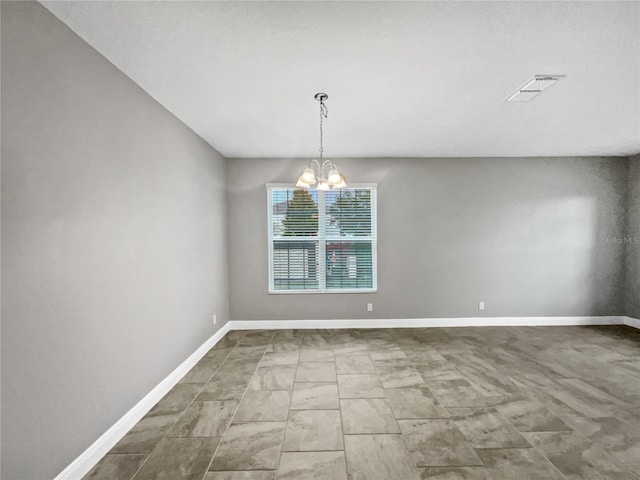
[296,93,347,190]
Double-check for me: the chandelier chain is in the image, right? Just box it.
[319,99,328,159]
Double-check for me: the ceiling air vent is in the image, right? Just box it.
[505,75,565,102]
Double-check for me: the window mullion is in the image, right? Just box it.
[318,190,327,291]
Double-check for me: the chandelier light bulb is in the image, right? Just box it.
[301,167,316,185]
[327,168,341,185]
[334,175,347,189]
[317,180,330,191]
[296,176,311,189]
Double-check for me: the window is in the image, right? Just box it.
[267,185,377,293]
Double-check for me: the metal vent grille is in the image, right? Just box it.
[505,75,565,102]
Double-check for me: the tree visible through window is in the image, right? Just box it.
[268,186,377,293]
[283,189,318,237]
[329,190,372,236]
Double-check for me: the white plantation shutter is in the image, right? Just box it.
[268,185,377,293]
[324,188,376,290]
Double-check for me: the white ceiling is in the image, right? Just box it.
[42,1,640,158]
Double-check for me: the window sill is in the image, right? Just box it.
[268,289,377,295]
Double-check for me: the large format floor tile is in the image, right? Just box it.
[109,412,181,454]
[148,383,203,415]
[83,454,147,480]
[536,382,612,419]
[290,382,339,410]
[277,451,347,480]
[414,361,461,381]
[334,342,370,356]
[198,372,252,401]
[448,407,530,448]
[205,472,276,480]
[168,400,238,437]
[282,410,343,451]
[234,391,291,422]
[237,331,274,347]
[337,374,385,398]
[209,422,285,471]
[626,463,640,476]
[418,466,488,479]
[336,354,376,374]
[568,415,640,464]
[344,434,420,480]
[370,348,410,366]
[180,356,224,384]
[475,448,565,480]
[341,398,400,434]
[377,365,425,388]
[386,388,449,419]
[398,419,483,467]
[494,396,572,432]
[221,356,262,377]
[299,349,334,362]
[85,326,640,480]
[296,362,337,382]
[425,378,491,408]
[404,346,446,364]
[133,437,220,480]
[524,431,639,480]
[259,351,299,367]
[249,366,296,390]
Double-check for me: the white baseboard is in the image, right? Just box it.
[227,316,624,330]
[54,322,231,480]
[623,316,640,329]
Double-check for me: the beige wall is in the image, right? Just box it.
[227,157,629,320]
[1,3,229,478]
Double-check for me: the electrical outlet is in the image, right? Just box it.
[213,314,217,325]
[367,303,373,312]
[478,301,485,311]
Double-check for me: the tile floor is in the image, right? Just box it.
[85,326,640,480]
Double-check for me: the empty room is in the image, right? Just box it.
[2,1,640,479]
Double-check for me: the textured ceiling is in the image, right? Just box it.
[42,1,640,158]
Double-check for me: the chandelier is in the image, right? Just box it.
[296,93,346,190]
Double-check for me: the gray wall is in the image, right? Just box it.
[227,157,628,320]
[1,3,637,479]
[625,154,640,319]
[1,3,229,479]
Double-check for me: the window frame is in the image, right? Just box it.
[267,183,378,294]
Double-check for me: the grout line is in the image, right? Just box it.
[201,330,277,478]
[516,441,570,480]
[336,339,368,479]
[369,344,425,475]
[522,409,638,480]
[277,330,330,477]
[444,350,570,479]
[129,331,246,480]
